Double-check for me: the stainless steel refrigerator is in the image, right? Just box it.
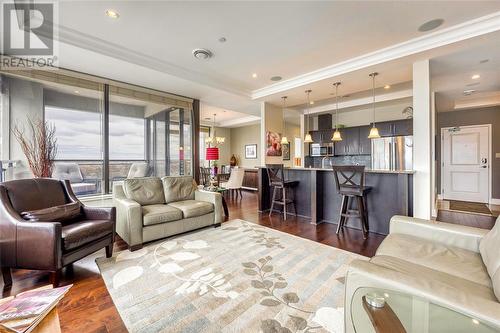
[371,136,413,171]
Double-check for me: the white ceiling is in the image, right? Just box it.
[431,39,500,112]
[47,2,500,117]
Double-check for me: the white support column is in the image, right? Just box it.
[413,60,432,219]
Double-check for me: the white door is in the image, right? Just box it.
[442,125,489,203]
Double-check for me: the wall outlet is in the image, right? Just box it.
[496,153,500,158]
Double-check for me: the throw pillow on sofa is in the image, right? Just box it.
[479,216,500,301]
[123,177,165,206]
[162,176,197,203]
[21,202,81,223]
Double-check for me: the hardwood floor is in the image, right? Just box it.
[1,190,385,332]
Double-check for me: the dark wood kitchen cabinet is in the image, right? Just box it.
[377,119,413,137]
[358,126,371,155]
[310,129,334,143]
[335,127,360,155]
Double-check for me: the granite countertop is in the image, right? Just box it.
[256,166,415,174]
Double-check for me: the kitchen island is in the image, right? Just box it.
[257,167,414,235]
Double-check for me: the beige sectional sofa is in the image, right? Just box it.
[345,215,500,332]
[113,176,223,250]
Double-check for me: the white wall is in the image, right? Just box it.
[229,124,261,168]
[260,102,284,166]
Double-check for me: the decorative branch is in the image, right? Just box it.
[12,117,57,178]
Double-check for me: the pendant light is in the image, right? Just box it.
[280,96,289,144]
[304,90,313,143]
[331,82,342,141]
[368,72,381,139]
[205,113,225,146]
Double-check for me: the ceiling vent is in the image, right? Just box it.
[192,49,213,60]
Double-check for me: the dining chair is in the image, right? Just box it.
[219,168,245,198]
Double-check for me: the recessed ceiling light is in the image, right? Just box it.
[472,319,480,325]
[105,10,119,19]
[192,48,213,60]
[74,90,80,94]
[218,37,227,43]
[418,18,444,32]
[471,74,480,80]
[252,73,257,78]
[310,101,314,105]
[463,89,475,96]
[384,85,391,89]
[270,76,282,81]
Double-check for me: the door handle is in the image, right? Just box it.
[480,165,487,168]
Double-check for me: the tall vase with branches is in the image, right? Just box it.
[12,117,58,178]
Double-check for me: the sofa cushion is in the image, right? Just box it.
[21,202,81,223]
[123,177,165,206]
[479,217,500,301]
[142,204,183,226]
[162,176,196,203]
[376,233,491,288]
[370,255,497,302]
[167,200,214,219]
[61,219,113,251]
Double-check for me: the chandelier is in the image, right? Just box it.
[205,113,225,146]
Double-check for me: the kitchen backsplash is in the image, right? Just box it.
[306,155,371,168]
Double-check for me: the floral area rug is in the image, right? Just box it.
[96,219,367,333]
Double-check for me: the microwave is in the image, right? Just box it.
[310,143,333,157]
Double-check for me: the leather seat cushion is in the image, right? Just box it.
[123,177,165,206]
[167,200,214,219]
[370,255,497,302]
[376,233,491,288]
[162,176,196,203]
[479,216,500,301]
[62,219,113,251]
[142,204,183,226]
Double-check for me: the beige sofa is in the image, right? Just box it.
[345,215,500,332]
[113,176,223,250]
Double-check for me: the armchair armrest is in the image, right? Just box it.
[113,197,143,248]
[195,190,223,224]
[389,215,488,252]
[16,221,62,270]
[83,206,116,221]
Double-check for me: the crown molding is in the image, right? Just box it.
[305,89,413,115]
[251,11,500,100]
[218,115,261,128]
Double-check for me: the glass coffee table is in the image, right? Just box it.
[203,186,229,217]
[351,287,498,333]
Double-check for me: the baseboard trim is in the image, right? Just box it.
[490,198,500,205]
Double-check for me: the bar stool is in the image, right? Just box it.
[332,165,371,239]
[266,164,298,220]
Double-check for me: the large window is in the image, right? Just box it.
[199,126,210,167]
[45,107,103,160]
[0,69,195,197]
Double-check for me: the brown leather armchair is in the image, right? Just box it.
[0,178,115,288]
